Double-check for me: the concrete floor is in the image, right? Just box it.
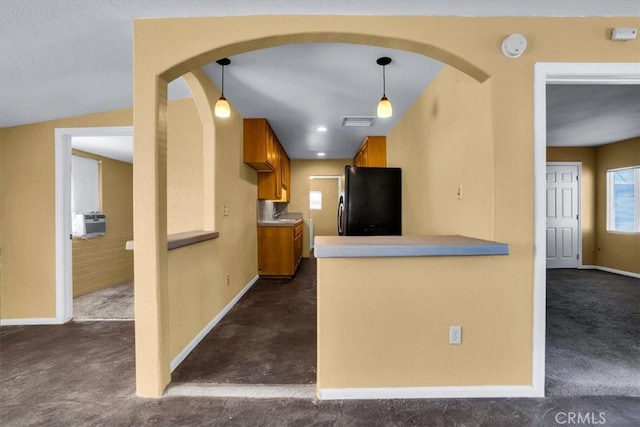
[1,263,639,426]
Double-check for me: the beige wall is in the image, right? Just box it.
[132,14,640,396]
[388,65,494,240]
[289,159,350,257]
[167,94,258,360]
[318,256,529,388]
[167,98,204,234]
[547,147,597,265]
[72,150,134,297]
[596,138,640,273]
[0,108,132,319]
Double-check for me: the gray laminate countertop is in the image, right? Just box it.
[314,235,509,258]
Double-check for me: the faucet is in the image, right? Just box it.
[274,211,284,219]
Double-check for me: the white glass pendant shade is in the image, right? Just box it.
[215,58,232,118]
[377,96,392,118]
[215,96,231,118]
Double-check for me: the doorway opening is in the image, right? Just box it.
[55,126,134,323]
[533,63,640,394]
[309,175,342,254]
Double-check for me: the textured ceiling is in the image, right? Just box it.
[1,0,639,159]
[546,85,640,147]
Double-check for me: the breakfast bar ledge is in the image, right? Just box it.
[314,235,509,258]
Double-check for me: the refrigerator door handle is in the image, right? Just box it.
[337,196,344,235]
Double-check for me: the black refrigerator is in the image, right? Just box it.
[338,165,402,236]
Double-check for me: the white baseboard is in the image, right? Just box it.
[169,275,260,372]
[319,385,541,400]
[579,265,640,279]
[0,317,63,326]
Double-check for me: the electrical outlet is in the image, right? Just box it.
[449,326,462,345]
[223,204,230,217]
[226,274,231,286]
[457,184,463,200]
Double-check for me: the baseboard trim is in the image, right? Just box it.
[165,383,316,399]
[579,265,640,279]
[318,385,541,400]
[0,317,63,326]
[169,275,260,372]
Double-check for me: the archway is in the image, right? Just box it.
[133,16,492,397]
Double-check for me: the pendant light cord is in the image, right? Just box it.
[382,65,386,97]
[221,64,225,96]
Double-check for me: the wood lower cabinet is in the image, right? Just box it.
[353,136,386,167]
[258,222,303,277]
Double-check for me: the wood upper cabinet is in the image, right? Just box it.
[244,118,278,171]
[353,136,387,167]
[281,150,290,190]
[257,147,282,200]
[258,222,303,277]
[245,118,291,201]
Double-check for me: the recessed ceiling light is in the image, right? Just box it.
[316,126,327,132]
[317,152,326,157]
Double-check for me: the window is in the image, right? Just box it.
[71,155,100,214]
[606,166,640,233]
[309,191,322,210]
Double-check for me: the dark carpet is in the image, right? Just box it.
[2,266,640,426]
[2,321,639,426]
[546,269,640,397]
[171,257,317,385]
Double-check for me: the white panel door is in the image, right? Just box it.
[546,164,580,269]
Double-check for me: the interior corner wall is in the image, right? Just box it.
[595,137,640,274]
[288,159,350,257]
[71,150,133,297]
[546,147,597,265]
[0,108,132,320]
[167,98,204,234]
[167,100,258,360]
[387,65,494,240]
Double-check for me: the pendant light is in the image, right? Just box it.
[215,58,231,118]
[376,57,392,118]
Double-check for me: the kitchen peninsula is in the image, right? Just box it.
[314,235,512,399]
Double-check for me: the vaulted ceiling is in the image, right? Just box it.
[1,1,639,160]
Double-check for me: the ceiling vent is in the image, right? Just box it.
[341,116,377,127]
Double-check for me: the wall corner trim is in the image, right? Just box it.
[318,385,542,400]
[0,317,63,326]
[169,274,260,372]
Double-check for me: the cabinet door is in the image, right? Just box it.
[366,136,387,167]
[294,223,303,267]
[243,119,276,171]
[352,136,386,167]
[258,226,295,276]
[268,127,279,170]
